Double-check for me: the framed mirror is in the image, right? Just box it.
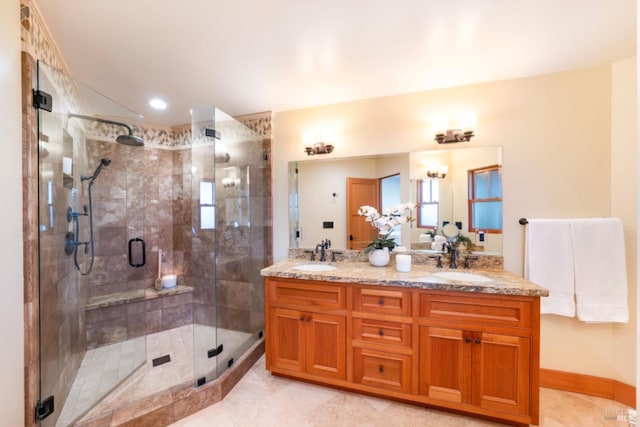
[289,146,502,254]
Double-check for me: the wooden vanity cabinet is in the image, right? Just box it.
[420,327,531,415]
[266,278,347,380]
[265,277,540,425]
[418,292,538,424]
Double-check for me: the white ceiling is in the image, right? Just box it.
[35,0,636,127]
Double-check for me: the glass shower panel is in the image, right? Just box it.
[192,105,267,385]
[190,103,219,385]
[36,62,146,426]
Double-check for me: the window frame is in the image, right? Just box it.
[416,178,439,229]
[467,164,502,233]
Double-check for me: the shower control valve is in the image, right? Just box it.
[66,205,88,223]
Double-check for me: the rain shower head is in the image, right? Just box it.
[68,113,145,147]
[116,134,145,147]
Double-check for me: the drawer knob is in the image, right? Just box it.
[299,316,304,321]
[378,329,384,336]
[465,337,471,343]
[378,298,385,305]
[474,338,481,344]
[378,365,384,373]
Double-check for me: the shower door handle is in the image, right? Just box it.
[128,238,146,268]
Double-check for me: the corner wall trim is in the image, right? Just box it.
[540,369,635,408]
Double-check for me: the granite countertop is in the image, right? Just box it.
[261,259,549,297]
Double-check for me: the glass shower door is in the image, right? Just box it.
[191,104,267,385]
[36,61,147,426]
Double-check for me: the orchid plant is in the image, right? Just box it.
[358,202,416,253]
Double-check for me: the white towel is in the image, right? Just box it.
[570,218,628,323]
[525,219,575,317]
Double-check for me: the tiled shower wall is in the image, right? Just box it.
[214,135,271,334]
[83,128,271,348]
[82,141,196,349]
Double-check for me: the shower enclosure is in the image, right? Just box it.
[35,61,268,426]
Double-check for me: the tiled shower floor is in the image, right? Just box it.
[56,325,252,426]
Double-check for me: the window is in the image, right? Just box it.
[416,179,439,229]
[468,165,502,232]
[200,181,215,229]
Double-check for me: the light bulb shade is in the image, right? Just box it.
[459,113,477,132]
[426,164,448,179]
[431,116,448,135]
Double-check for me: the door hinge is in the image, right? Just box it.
[205,128,221,139]
[35,395,54,421]
[33,89,53,112]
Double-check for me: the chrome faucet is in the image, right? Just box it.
[315,239,331,262]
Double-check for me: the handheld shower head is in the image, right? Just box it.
[82,158,111,182]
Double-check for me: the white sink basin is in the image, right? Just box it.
[292,263,338,272]
[432,271,493,283]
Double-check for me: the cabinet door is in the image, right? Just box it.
[306,312,346,380]
[419,327,471,403]
[269,308,305,373]
[472,332,531,416]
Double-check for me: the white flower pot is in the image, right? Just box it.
[368,248,390,267]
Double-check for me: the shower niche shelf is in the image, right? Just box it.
[62,173,74,189]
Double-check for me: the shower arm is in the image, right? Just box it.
[67,113,134,136]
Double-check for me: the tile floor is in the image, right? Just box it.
[171,355,636,427]
[57,325,252,426]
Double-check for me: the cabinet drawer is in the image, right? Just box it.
[353,288,412,316]
[353,348,412,393]
[352,318,412,349]
[419,293,532,329]
[267,278,346,309]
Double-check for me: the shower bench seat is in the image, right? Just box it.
[84,285,195,348]
[86,285,194,310]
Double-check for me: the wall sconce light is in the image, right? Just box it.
[305,142,334,156]
[432,114,477,144]
[426,165,448,179]
[222,177,238,188]
[303,131,335,156]
[222,167,240,188]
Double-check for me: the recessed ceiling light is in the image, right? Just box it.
[149,98,167,110]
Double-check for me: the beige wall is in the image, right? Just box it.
[0,0,25,424]
[610,57,637,385]
[298,157,377,248]
[273,64,636,384]
[297,154,411,249]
